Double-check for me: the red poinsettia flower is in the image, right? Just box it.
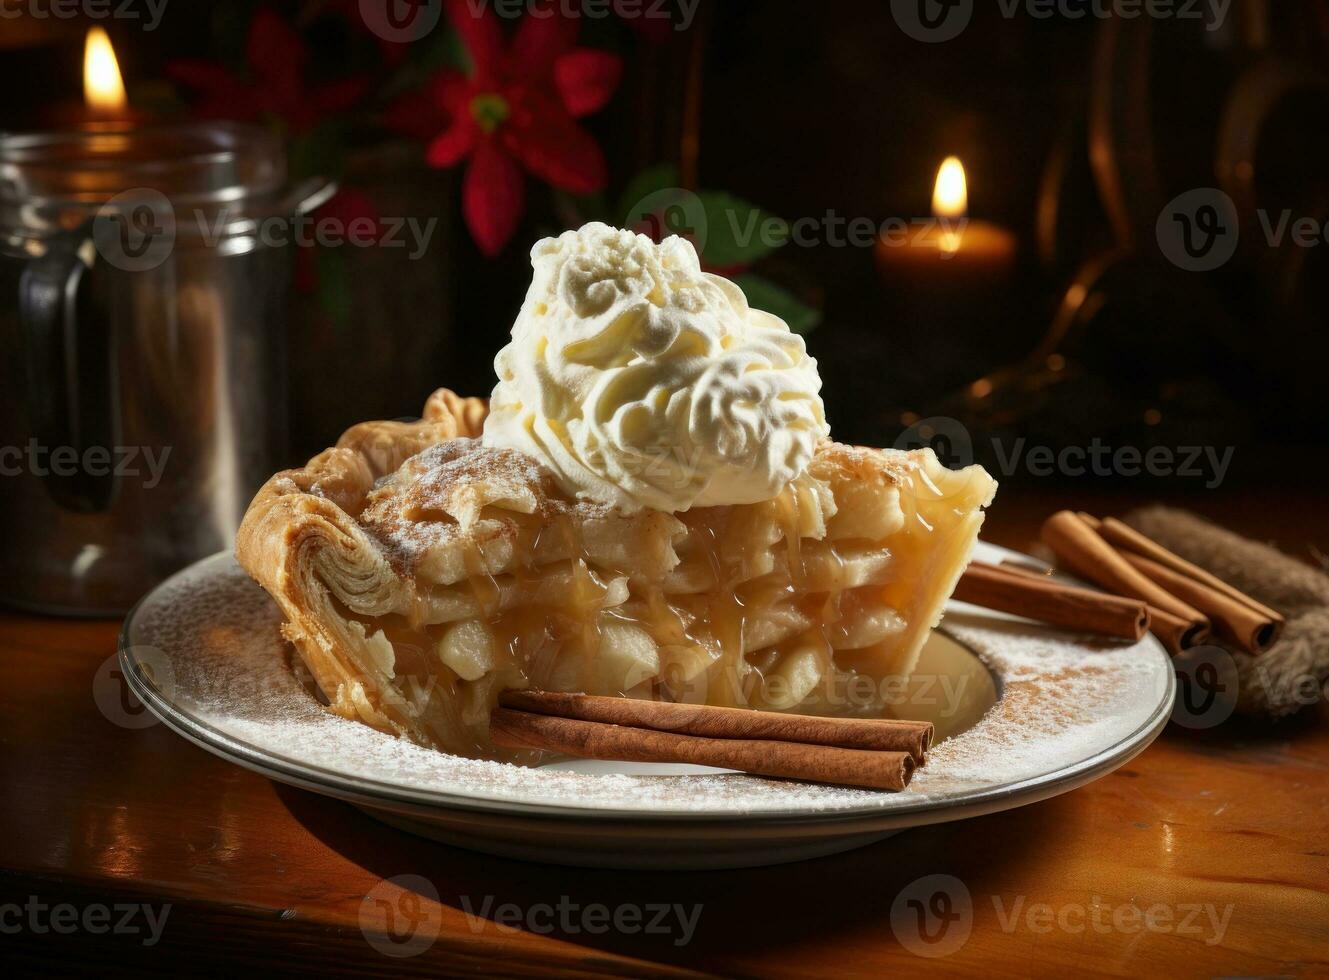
[168,8,369,133]
[410,0,623,256]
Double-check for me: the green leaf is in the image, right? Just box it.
[288,121,351,182]
[615,169,790,269]
[445,25,473,75]
[552,189,610,229]
[617,163,681,226]
[736,274,821,335]
[129,80,187,118]
[696,192,788,267]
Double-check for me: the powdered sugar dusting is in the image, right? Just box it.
[358,438,614,569]
[921,610,1168,788]
[126,555,1171,815]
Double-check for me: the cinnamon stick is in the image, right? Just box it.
[1144,606,1212,656]
[996,560,1065,582]
[489,708,916,792]
[499,690,932,762]
[1095,517,1285,634]
[1041,511,1211,634]
[997,558,1209,654]
[1118,551,1281,655]
[954,562,1150,641]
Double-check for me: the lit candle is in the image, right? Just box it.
[877,156,1017,283]
[44,27,140,129]
[1,30,300,614]
[83,27,129,121]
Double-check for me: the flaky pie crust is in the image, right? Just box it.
[236,389,996,759]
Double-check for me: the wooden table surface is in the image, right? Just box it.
[3,490,1328,977]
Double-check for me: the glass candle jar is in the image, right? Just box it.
[0,122,327,614]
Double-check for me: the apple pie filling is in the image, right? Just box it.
[238,400,995,760]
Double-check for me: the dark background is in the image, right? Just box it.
[4,0,1328,493]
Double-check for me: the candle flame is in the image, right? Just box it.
[933,156,967,219]
[933,156,967,254]
[84,27,127,117]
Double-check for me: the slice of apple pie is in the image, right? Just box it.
[236,389,996,760]
[238,224,996,761]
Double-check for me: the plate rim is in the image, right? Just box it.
[119,549,1176,829]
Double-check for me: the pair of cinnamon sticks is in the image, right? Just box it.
[954,561,1154,642]
[954,511,1283,656]
[490,690,931,791]
[1044,511,1284,655]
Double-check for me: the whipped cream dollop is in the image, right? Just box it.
[482,223,830,512]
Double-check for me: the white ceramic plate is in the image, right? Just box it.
[119,543,1174,869]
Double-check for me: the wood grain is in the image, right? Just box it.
[2,490,1327,976]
